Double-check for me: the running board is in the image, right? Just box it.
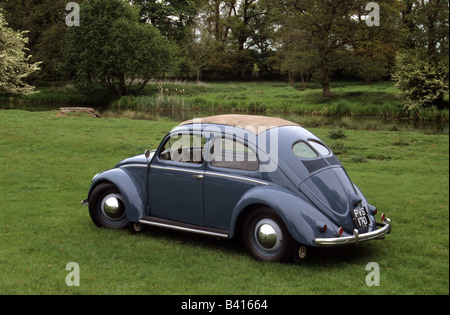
[139,216,229,239]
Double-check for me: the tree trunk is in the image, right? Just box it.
[321,67,332,98]
[319,47,333,98]
[214,0,221,40]
[118,75,128,96]
[319,48,332,97]
[288,70,294,87]
[362,77,372,85]
[196,68,200,84]
[300,72,306,90]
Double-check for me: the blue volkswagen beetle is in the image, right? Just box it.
[82,115,391,262]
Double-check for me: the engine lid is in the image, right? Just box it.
[299,167,367,232]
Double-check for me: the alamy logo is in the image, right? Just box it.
[365,2,380,27]
[65,262,80,287]
[365,262,380,287]
[66,2,80,27]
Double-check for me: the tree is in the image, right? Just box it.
[63,0,177,98]
[0,10,40,95]
[393,0,449,111]
[346,39,397,85]
[275,27,319,88]
[270,0,399,97]
[404,0,449,59]
[0,0,69,80]
[182,17,212,83]
[131,0,199,43]
[393,50,449,111]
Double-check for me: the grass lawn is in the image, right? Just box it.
[0,110,448,295]
[111,81,449,121]
[2,80,448,121]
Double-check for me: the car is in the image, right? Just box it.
[82,114,391,262]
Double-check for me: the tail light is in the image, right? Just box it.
[316,220,327,233]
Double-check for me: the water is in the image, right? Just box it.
[100,108,449,135]
[1,102,448,135]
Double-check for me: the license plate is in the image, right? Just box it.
[352,206,369,228]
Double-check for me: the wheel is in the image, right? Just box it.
[242,207,294,262]
[88,182,129,229]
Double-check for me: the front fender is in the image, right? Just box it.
[229,185,339,246]
[87,168,146,222]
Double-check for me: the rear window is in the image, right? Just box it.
[309,140,330,156]
[292,140,331,158]
[292,142,318,159]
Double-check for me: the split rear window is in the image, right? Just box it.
[293,140,330,159]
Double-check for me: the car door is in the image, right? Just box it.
[203,136,266,231]
[148,132,206,226]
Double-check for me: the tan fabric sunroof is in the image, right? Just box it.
[179,114,299,134]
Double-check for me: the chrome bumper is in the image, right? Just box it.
[81,199,89,206]
[315,218,391,246]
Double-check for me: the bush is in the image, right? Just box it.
[393,51,449,112]
[328,128,347,139]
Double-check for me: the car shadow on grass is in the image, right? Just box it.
[304,244,386,266]
[134,224,386,267]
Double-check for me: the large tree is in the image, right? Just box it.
[393,0,449,111]
[191,0,275,79]
[131,0,198,43]
[270,0,399,97]
[402,0,449,58]
[0,0,69,80]
[63,0,177,98]
[0,10,40,95]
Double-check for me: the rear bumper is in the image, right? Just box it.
[315,218,391,246]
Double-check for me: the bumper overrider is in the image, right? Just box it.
[315,217,391,246]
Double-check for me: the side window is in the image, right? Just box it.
[160,133,206,164]
[210,137,259,171]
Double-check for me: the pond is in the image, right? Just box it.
[1,102,448,135]
[99,108,449,135]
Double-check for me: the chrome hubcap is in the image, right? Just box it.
[254,219,283,253]
[100,193,126,221]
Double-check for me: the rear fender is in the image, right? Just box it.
[87,168,147,222]
[229,186,339,246]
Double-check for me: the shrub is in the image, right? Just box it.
[328,128,347,139]
[393,51,449,113]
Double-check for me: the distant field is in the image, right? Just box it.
[0,110,448,294]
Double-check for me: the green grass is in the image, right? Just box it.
[111,81,449,121]
[0,110,448,295]
[2,80,449,122]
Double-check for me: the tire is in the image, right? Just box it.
[242,207,293,262]
[88,182,129,229]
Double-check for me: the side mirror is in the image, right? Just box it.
[144,149,151,159]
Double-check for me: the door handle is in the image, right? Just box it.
[192,174,204,180]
